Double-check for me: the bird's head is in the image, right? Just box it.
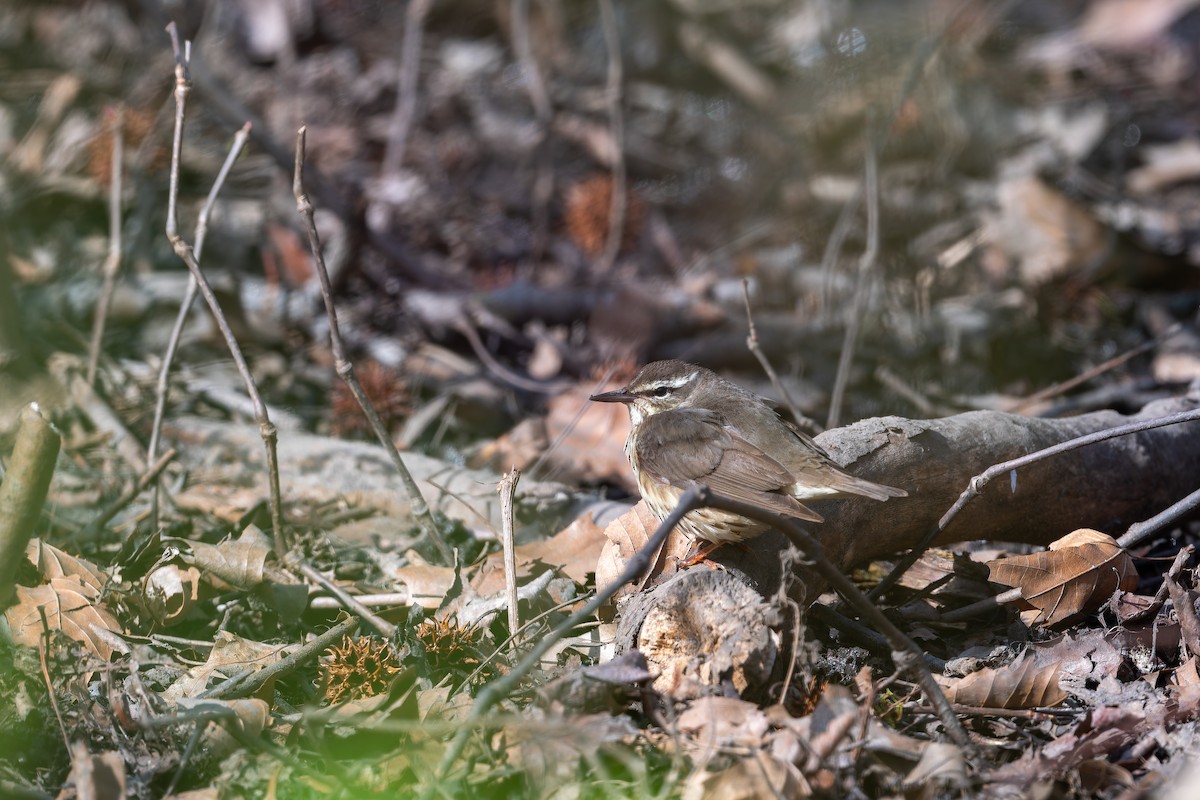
[589,360,715,426]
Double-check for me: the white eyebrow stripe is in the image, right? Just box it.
[647,374,694,390]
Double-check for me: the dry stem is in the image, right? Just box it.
[498,468,521,636]
[86,108,124,386]
[597,0,626,272]
[827,123,878,430]
[164,26,287,557]
[381,0,432,175]
[293,125,452,562]
[148,121,251,529]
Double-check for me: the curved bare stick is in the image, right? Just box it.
[293,126,451,562]
[164,27,287,557]
[147,122,251,529]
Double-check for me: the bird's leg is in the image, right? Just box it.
[680,539,725,568]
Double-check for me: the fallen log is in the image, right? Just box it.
[608,390,1200,698]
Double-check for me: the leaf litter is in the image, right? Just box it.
[2,1,1200,798]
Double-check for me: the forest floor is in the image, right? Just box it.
[3,0,1200,797]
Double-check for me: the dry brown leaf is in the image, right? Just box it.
[417,683,474,722]
[164,631,286,703]
[64,742,125,800]
[596,501,689,601]
[177,527,273,590]
[1109,591,1157,623]
[544,384,634,491]
[4,577,123,661]
[985,176,1107,285]
[893,548,994,602]
[393,516,608,610]
[472,418,548,476]
[683,751,810,800]
[936,650,1068,708]
[176,697,270,757]
[676,696,771,751]
[171,485,272,523]
[25,539,107,593]
[903,743,969,793]
[1171,656,1200,708]
[476,511,609,593]
[478,381,633,488]
[1165,575,1200,656]
[511,511,607,586]
[988,528,1138,627]
[142,564,204,624]
[391,562,455,609]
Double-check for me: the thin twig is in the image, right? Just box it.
[741,278,819,432]
[510,0,552,123]
[817,0,998,316]
[871,405,1200,602]
[460,592,596,688]
[827,122,878,430]
[86,107,124,386]
[874,365,949,417]
[290,559,396,637]
[381,0,432,175]
[527,363,619,484]
[1124,546,1193,626]
[510,0,555,259]
[597,0,626,272]
[939,407,1200,532]
[938,588,1022,623]
[200,616,360,700]
[930,703,1074,720]
[698,488,970,747]
[309,592,410,610]
[818,184,862,317]
[164,27,287,558]
[37,615,70,752]
[293,126,451,562]
[453,314,569,394]
[1119,485,1200,550]
[61,368,145,472]
[1004,323,1183,413]
[428,486,706,791]
[148,121,252,531]
[498,468,521,636]
[777,593,803,706]
[78,447,177,542]
[148,703,358,792]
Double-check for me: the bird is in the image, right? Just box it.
[589,359,906,564]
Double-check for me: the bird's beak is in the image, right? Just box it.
[589,388,635,404]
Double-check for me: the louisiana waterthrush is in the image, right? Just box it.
[590,360,906,562]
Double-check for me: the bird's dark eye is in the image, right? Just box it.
[653,386,670,398]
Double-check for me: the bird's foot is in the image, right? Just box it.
[679,540,725,569]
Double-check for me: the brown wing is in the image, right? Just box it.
[781,417,833,460]
[778,419,907,501]
[634,408,824,523]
